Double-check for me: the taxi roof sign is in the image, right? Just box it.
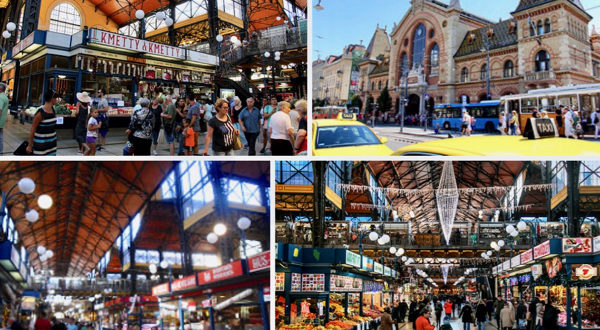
[338,113,357,120]
[523,117,558,140]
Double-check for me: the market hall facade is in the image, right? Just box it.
[357,0,600,118]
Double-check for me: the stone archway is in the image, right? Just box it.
[407,94,420,117]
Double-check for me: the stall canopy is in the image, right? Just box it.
[0,162,176,277]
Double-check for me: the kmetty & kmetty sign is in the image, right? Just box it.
[89,29,185,60]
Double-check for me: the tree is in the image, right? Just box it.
[377,86,392,113]
[366,95,374,113]
[350,94,363,110]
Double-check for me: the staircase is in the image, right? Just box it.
[215,57,260,102]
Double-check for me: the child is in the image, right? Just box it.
[85,108,101,155]
[183,118,195,156]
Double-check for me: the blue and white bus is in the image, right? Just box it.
[432,100,501,132]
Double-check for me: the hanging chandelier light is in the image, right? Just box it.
[441,264,450,284]
[436,161,459,245]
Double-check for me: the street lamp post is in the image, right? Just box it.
[481,29,491,100]
[400,64,409,133]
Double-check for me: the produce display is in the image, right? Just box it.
[22,105,133,117]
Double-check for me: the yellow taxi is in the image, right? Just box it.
[312,113,394,156]
[394,118,600,156]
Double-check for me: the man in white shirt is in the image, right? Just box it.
[268,101,295,155]
[592,109,600,139]
[289,105,300,133]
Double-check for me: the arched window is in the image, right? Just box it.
[378,81,382,90]
[504,60,514,77]
[530,22,536,37]
[430,43,439,75]
[411,24,427,69]
[371,82,375,91]
[461,67,469,82]
[401,53,408,75]
[537,20,544,36]
[544,18,551,34]
[480,63,488,81]
[49,3,82,35]
[535,50,550,72]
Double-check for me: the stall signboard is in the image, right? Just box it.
[152,282,170,296]
[291,273,301,292]
[248,251,270,272]
[571,264,599,281]
[362,256,373,272]
[509,277,518,286]
[594,236,600,253]
[201,299,211,307]
[545,256,562,279]
[562,237,593,254]
[518,274,531,283]
[345,250,361,268]
[531,264,543,280]
[197,260,244,285]
[171,274,197,292]
[534,240,551,259]
[521,249,533,264]
[93,303,104,310]
[392,270,397,278]
[511,256,521,268]
[374,262,383,274]
[275,272,285,291]
[0,241,20,271]
[384,266,391,276]
[330,275,362,292]
[89,29,186,60]
[263,286,271,302]
[302,273,325,292]
[503,260,511,271]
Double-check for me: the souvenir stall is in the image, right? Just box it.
[95,296,159,330]
[152,251,269,330]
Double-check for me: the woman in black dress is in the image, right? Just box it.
[202,98,238,156]
[74,92,91,154]
[27,90,58,155]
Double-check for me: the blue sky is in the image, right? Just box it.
[312,0,600,60]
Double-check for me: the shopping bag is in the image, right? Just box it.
[123,141,135,155]
[14,141,30,155]
[233,133,243,150]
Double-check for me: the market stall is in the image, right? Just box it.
[152,251,270,330]
[94,296,159,330]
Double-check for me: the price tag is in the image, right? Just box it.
[523,118,558,139]
[56,116,64,125]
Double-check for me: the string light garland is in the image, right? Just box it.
[350,202,539,214]
[338,183,554,196]
[437,161,459,245]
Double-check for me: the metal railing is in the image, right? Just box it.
[524,70,555,81]
[30,278,158,294]
[220,27,307,65]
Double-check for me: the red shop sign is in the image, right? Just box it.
[171,274,197,292]
[534,240,550,259]
[152,283,170,296]
[248,251,270,272]
[521,249,533,264]
[197,260,244,285]
[145,70,156,79]
[201,299,211,308]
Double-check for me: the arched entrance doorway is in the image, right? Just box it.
[407,94,420,117]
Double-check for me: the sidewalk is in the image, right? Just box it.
[0,117,270,156]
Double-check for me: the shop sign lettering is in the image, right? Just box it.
[573,264,598,281]
[345,250,361,268]
[531,264,543,280]
[374,262,383,274]
[151,283,170,296]
[520,249,533,264]
[248,251,270,272]
[89,29,185,60]
[362,256,373,271]
[171,274,197,292]
[511,256,521,268]
[534,240,550,258]
[562,237,592,254]
[12,32,35,55]
[197,260,244,285]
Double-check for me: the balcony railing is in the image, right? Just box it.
[30,278,159,294]
[524,70,555,81]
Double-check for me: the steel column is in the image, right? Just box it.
[312,162,327,248]
[567,161,581,236]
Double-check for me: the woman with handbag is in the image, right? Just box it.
[161,95,177,155]
[203,98,239,156]
[126,98,155,155]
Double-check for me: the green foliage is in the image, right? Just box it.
[377,86,392,113]
[350,94,363,110]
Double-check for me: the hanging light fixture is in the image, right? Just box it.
[441,265,450,284]
[6,22,16,32]
[436,161,459,245]
[156,12,166,21]
[135,9,145,20]
[165,17,174,26]
[313,0,324,10]
[368,231,379,241]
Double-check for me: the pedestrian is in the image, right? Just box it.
[381,307,394,330]
[435,301,443,329]
[186,96,202,155]
[500,302,515,330]
[74,91,91,154]
[95,88,109,151]
[161,95,177,155]
[268,101,295,155]
[27,90,58,155]
[239,97,261,155]
[150,97,163,155]
[486,298,494,321]
[574,111,584,139]
[182,118,195,156]
[392,302,402,330]
[34,312,51,330]
[0,83,7,155]
[261,96,277,153]
[564,107,576,138]
[535,301,545,330]
[416,308,436,330]
[459,302,474,330]
[9,318,25,330]
[476,300,487,330]
[495,298,505,330]
[294,100,308,154]
[509,111,519,135]
[528,295,540,330]
[175,97,188,155]
[532,108,540,118]
[231,96,247,149]
[444,300,453,319]
[126,98,154,155]
[203,98,238,156]
[516,300,527,329]
[498,113,506,135]
[289,102,300,133]
[592,108,600,139]
[85,108,101,156]
[461,111,470,135]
